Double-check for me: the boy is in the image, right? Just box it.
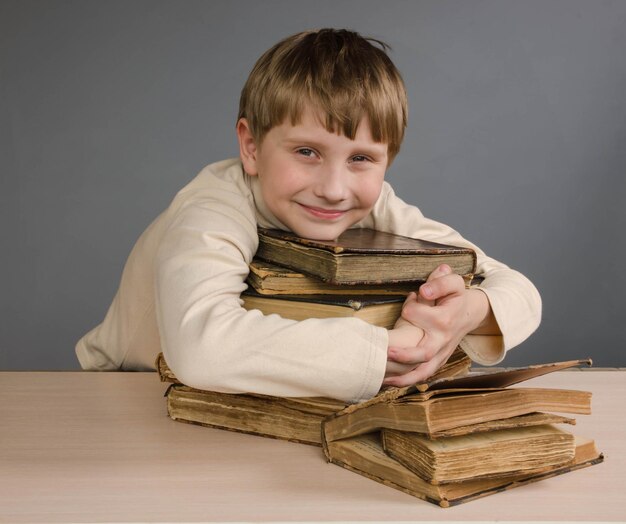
[76,29,541,403]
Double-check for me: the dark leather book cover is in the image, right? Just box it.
[258,227,476,255]
[256,228,477,284]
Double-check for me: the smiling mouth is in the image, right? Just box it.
[298,203,348,220]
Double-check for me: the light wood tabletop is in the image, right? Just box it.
[1,369,624,523]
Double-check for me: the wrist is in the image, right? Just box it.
[388,322,424,349]
[467,289,500,335]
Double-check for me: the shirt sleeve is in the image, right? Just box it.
[364,183,542,365]
[154,190,387,403]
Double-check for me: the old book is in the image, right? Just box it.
[156,350,471,445]
[241,288,405,329]
[323,360,592,442]
[256,228,476,284]
[157,355,343,446]
[156,353,177,383]
[422,412,576,439]
[247,259,419,296]
[381,424,576,485]
[323,431,603,507]
[166,385,345,446]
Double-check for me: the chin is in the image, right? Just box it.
[289,223,349,241]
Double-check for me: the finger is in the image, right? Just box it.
[419,272,466,302]
[416,285,435,306]
[401,299,449,332]
[401,290,429,316]
[388,343,456,386]
[383,361,437,387]
[418,264,452,304]
[428,263,453,280]
[388,322,449,366]
[383,345,455,387]
[402,291,418,307]
[387,339,441,366]
[385,359,416,377]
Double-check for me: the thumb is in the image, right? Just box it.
[418,264,452,304]
[427,264,452,281]
[403,291,418,307]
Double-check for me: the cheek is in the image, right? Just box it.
[259,170,307,213]
[258,156,298,193]
[265,172,304,199]
[356,175,385,207]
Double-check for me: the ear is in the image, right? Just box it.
[237,118,259,176]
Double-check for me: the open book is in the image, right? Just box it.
[322,359,593,441]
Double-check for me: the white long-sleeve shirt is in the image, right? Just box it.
[76,158,541,402]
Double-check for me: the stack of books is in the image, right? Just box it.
[240,228,478,329]
[156,227,603,506]
[157,355,602,507]
[321,359,602,507]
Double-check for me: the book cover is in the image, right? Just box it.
[256,228,477,284]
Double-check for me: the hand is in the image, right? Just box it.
[385,309,425,379]
[383,264,445,382]
[383,264,492,387]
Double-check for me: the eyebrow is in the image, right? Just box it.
[281,136,388,156]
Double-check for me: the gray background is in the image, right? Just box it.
[2,0,625,370]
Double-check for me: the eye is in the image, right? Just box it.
[350,154,371,163]
[296,148,317,158]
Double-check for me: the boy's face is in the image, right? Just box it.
[238,108,388,240]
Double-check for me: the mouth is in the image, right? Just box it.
[297,203,348,220]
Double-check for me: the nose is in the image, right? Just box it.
[313,163,349,203]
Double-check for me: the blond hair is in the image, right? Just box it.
[238,29,408,162]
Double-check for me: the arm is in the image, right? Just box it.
[362,183,541,381]
[154,194,388,403]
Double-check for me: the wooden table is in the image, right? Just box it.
[1,370,624,523]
